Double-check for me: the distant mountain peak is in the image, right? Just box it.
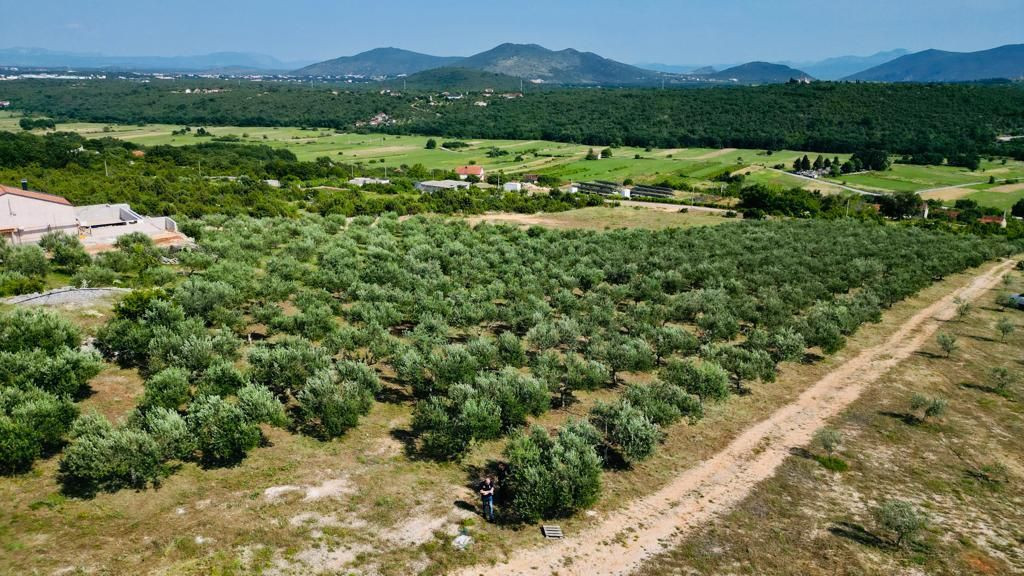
[845,44,1024,82]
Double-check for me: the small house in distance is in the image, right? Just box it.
[455,165,485,180]
[415,180,471,193]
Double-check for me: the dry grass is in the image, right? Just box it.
[464,206,730,231]
[0,259,1015,576]
[636,265,1024,576]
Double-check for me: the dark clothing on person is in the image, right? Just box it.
[479,479,495,521]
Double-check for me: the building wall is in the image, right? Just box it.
[0,195,78,245]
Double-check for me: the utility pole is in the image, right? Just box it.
[104,159,109,178]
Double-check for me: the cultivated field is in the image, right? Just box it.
[0,213,1015,576]
[5,111,1023,209]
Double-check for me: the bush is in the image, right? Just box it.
[140,367,191,411]
[473,368,549,431]
[40,231,90,271]
[247,337,330,399]
[661,358,730,403]
[496,331,527,367]
[5,244,49,278]
[187,395,261,466]
[0,307,81,354]
[237,383,288,427]
[2,387,79,455]
[297,374,373,440]
[196,359,248,398]
[623,381,703,426]
[937,332,957,357]
[503,425,602,522]
[874,500,926,547]
[58,427,165,496]
[590,400,662,464]
[910,393,948,422]
[71,265,118,288]
[139,407,195,461]
[0,348,102,397]
[0,415,41,474]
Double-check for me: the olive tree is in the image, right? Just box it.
[874,500,926,548]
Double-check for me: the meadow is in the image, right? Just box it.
[4,110,1024,210]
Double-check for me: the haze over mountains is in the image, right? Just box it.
[845,44,1024,82]
[0,47,312,72]
[2,42,1021,85]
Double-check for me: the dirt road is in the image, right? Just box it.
[455,259,1016,576]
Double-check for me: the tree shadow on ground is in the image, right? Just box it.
[389,427,421,459]
[376,382,413,404]
[964,333,996,343]
[913,350,944,360]
[829,521,888,549]
[788,446,814,460]
[801,352,824,365]
[879,410,921,426]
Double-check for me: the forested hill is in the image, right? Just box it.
[3,80,1024,156]
[295,47,463,77]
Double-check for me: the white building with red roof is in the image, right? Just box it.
[0,181,78,245]
[455,165,485,180]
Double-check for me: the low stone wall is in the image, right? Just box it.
[3,287,130,306]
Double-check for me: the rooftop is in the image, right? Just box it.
[0,184,72,206]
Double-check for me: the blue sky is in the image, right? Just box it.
[3,0,1022,65]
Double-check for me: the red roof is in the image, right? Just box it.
[456,165,484,176]
[979,215,1003,224]
[0,184,72,206]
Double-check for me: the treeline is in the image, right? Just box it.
[0,131,598,218]
[3,80,1024,156]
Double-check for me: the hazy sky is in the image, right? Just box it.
[3,0,1022,64]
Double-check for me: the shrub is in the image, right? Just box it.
[412,384,503,460]
[237,383,288,427]
[590,400,662,464]
[427,344,478,393]
[40,231,90,272]
[564,353,611,392]
[988,366,1015,393]
[503,425,602,522]
[473,367,549,431]
[3,387,79,454]
[996,317,1014,341]
[140,367,191,411]
[661,358,730,403]
[910,393,948,422]
[187,395,261,466]
[0,307,81,354]
[58,427,165,496]
[814,427,842,458]
[0,348,102,397]
[247,337,330,399]
[139,407,195,461]
[5,244,49,278]
[623,381,703,426]
[196,359,248,397]
[937,332,957,357]
[874,500,926,548]
[496,331,527,366]
[297,375,372,440]
[0,415,40,474]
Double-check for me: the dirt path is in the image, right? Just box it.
[455,259,1016,576]
[690,148,737,160]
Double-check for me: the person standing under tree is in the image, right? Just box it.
[479,476,495,522]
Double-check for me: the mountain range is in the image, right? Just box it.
[298,44,811,85]
[845,44,1024,82]
[294,47,462,77]
[3,43,1021,85]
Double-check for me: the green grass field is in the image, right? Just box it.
[4,111,1024,209]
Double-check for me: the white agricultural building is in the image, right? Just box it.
[415,180,471,193]
[348,177,391,187]
[0,181,188,252]
[0,182,78,244]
